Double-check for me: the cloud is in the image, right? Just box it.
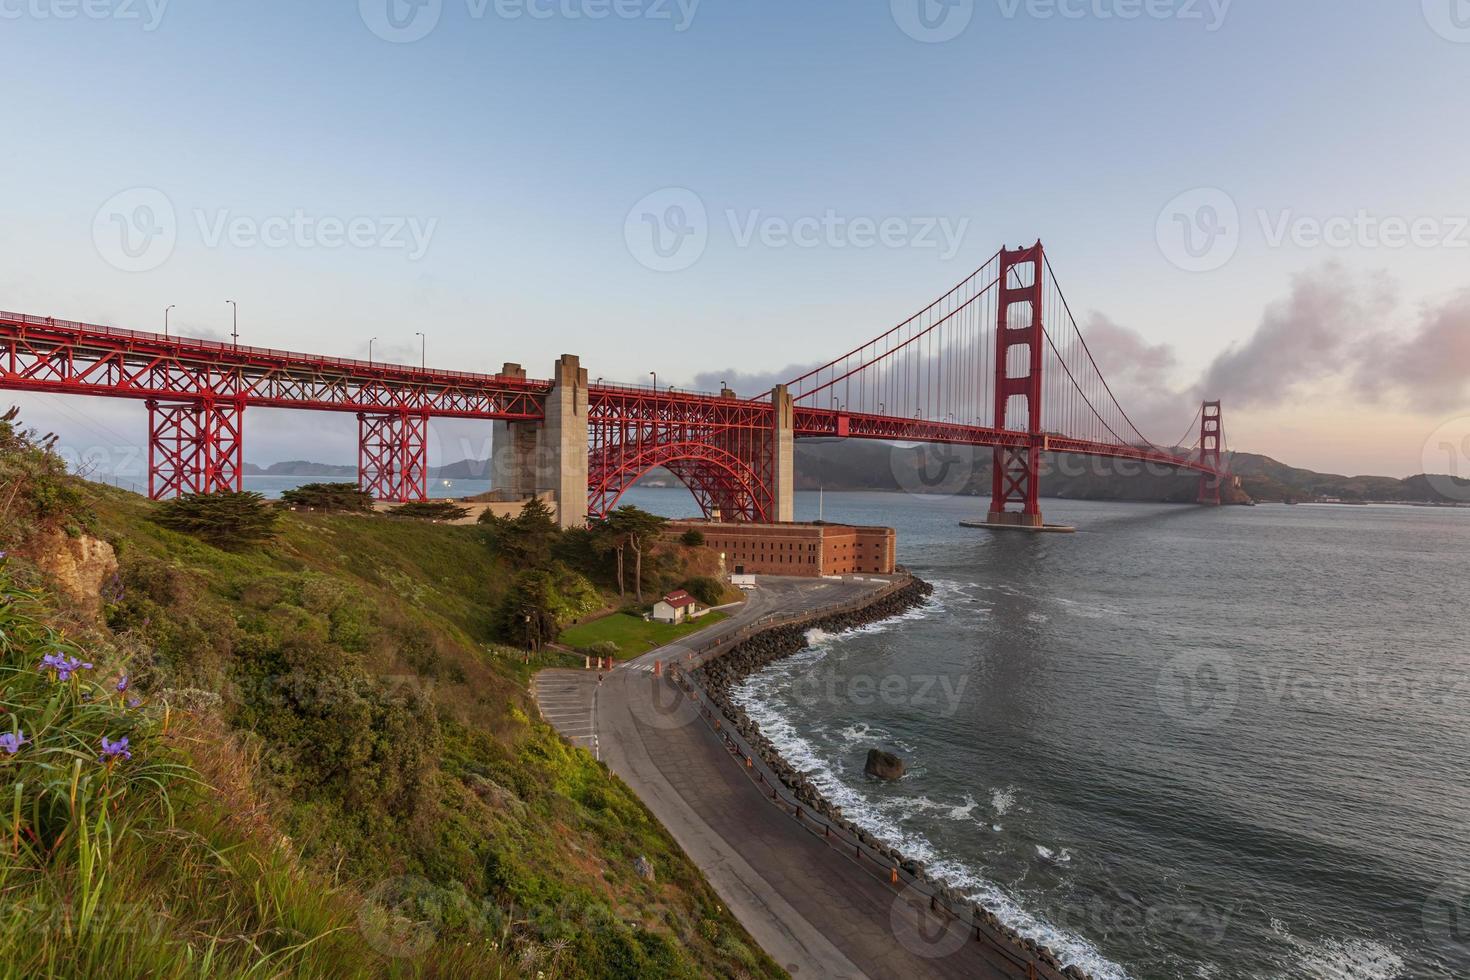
[1196,264,1397,408]
[688,364,822,399]
[1365,289,1470,413]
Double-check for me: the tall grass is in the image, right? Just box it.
[0,565,510,979]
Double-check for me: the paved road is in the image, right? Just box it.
[534,578,1042,980]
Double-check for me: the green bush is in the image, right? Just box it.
[680,528,706,547]
[387,499,471,521]
[279,482,373,512]
[151,491,279,549]
[682,576,724,607]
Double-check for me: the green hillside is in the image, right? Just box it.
[0,415,777,980]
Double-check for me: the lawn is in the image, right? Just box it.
[560,609,729,658]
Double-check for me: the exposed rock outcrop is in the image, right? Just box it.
[25,529,117,619]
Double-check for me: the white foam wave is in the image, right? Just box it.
[1268,920,1406,980]
[990,786,1018,816]
[1035,845,1073,864]
[728,685,1129,980]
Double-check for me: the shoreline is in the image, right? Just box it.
[688,575,1094,980]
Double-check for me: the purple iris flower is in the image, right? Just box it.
[116,675,129,693]
[100,737,132,762]
[0,731,24,755]
[40,654,94,682]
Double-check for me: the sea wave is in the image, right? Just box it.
[730,679,1130,980]
[1269,920,1405,980]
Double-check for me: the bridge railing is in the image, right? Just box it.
[0,310,548,386]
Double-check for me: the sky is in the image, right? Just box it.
[1,0,1468,481]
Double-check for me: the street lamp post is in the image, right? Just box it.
[415,331,425,369]
[225,300,238,347]
[649,371,657,394]
[164,304,175,337]
[369,337,378,365]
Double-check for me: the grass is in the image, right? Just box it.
[559,610,729,659]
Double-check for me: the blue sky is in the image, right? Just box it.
[2,0,1468,479]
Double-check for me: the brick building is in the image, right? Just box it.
[668,520,895,577]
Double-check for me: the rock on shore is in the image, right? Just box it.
[863,748,905,781]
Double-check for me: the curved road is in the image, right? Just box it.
[534,579,1053,980]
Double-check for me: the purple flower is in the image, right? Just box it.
[0,731,24,755]
[100,737,132,762]
[127,697,141,709]
[116,675,129,693]
[39,654,94,682]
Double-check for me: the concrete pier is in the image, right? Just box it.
[492,356,588,528]
[770,384,794,523]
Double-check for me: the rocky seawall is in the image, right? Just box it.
[693,576,1093,980]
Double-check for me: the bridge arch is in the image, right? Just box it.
[587,439,770,523]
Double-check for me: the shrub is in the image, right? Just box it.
[151,491,279,549]
[680,528,706,547]
[387,500,470,521]
[682,576,724,607]
[279,482,373,512]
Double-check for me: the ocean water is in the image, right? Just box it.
[625,489,1467,980]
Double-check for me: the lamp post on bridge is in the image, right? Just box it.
[225,300,238,347]
[368,337,377,365]
[164,304,175,337]
[415,331,425,369]
[649,371,657,394]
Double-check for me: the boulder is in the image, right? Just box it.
[864,748,906,781]
[633,856,655,882]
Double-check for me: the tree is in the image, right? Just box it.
[682,576,723,607]
[679,529,705,547]
[151,491,279,550]
[603,506,667,603]
[280,482,374,512]
[386,500,470,521]
[481,496,559,567]
[497,569,560,650]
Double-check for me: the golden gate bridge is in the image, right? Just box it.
[0,242,1226,529]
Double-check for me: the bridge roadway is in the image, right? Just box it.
[534,579,1046,980]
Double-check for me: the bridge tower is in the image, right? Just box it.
[986,242,1046,528]
[146,397,245,499]
[491,355,588,528]
[1197,400,1223,506]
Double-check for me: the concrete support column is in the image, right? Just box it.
[545,354,589,529]
[770,384,794,523]
[490,357,588,528]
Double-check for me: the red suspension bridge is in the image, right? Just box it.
[0,242,1227,528]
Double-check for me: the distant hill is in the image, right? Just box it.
[248,448,1470,505]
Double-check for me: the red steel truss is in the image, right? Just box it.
[146,398,245,498]
[0,239,1229,514]
[358,412,429,503]
[587,387,776,522]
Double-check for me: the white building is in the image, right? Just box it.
[651,590,698,624]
